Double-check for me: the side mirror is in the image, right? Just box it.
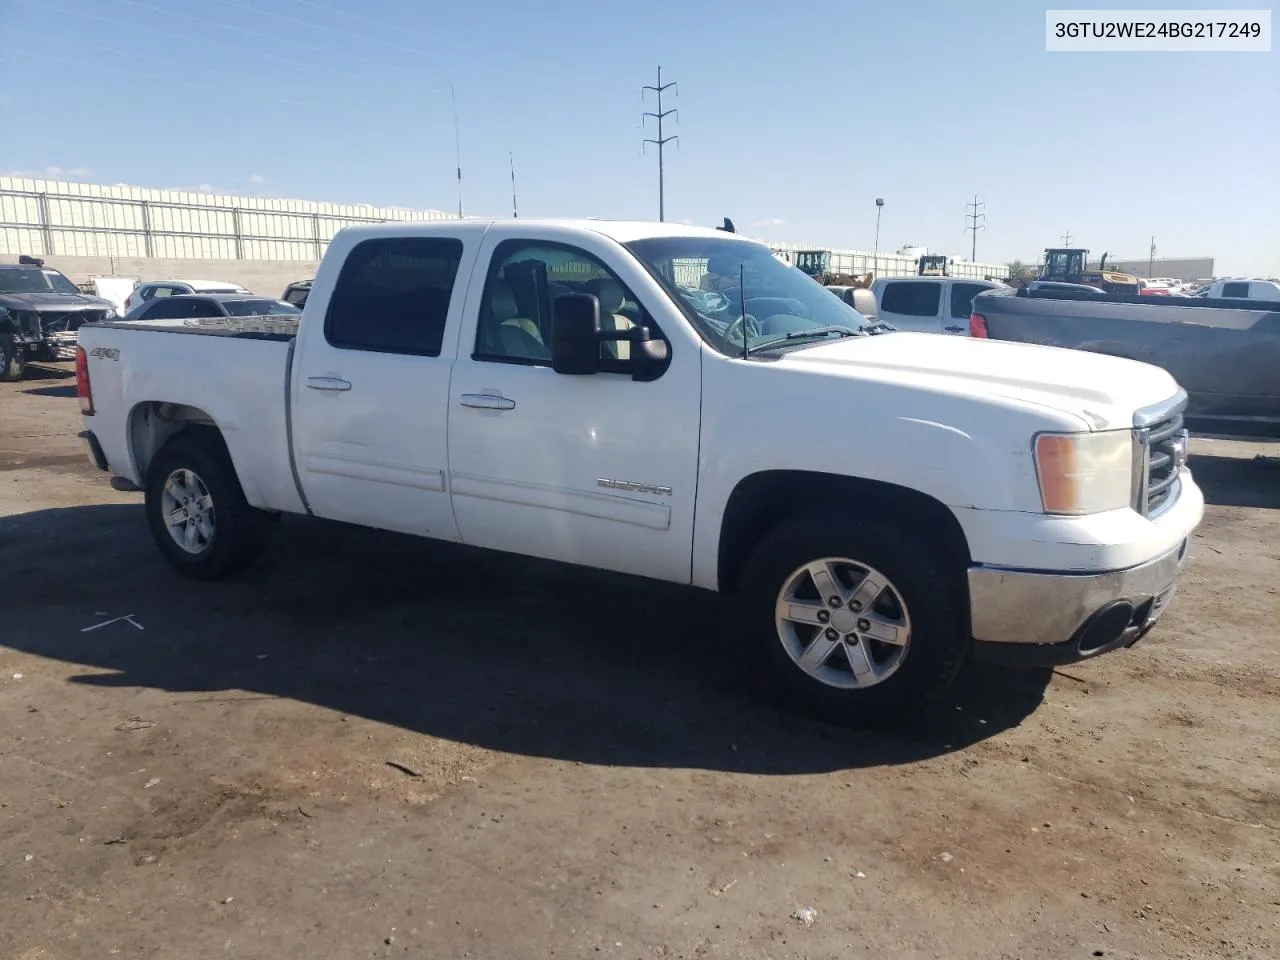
[550,293,602,375]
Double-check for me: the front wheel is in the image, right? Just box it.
[144,431,268,580]
[0,339,27,381]
[736,510,969,727]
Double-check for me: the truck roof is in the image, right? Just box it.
[336,218,747,245]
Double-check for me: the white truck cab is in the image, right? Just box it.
[74,220,1203,726]
[868,276,1003,335]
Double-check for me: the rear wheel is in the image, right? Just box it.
[144,431,268,579]
[736,509,969,727]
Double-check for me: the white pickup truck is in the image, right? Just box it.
[75,219,1204,725]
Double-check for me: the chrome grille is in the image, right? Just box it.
[1133,391,1189,518]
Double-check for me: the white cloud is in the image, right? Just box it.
[752,217,785,227]
[3,165,93,180]
[249,173,267,185]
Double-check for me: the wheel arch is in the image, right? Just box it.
[717,470,971,594]
[128,401,228,484]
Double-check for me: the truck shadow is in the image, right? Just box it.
[1188,451,1280,509]
[1,503,1052,775]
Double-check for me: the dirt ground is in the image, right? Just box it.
[2,362,1277,960]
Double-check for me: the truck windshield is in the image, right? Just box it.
[0,267,66,294]
[626,236,871,356]
[43,270,81,294]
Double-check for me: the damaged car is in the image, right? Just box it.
[1,256,118,380]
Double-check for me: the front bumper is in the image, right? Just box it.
[969,538,1189,667]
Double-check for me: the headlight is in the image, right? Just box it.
[1034,430,1134,515]
[101,307,117,319]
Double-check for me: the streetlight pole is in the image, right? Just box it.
[874,198,884,273]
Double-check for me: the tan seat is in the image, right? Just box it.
[484,279,547,360]
[588,278,633,360]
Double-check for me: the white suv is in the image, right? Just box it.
[123,279,251,315]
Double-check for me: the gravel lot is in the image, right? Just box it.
[2,362,1278,960]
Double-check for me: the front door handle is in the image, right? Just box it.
[306,376,352,392]
[460,393,516,411]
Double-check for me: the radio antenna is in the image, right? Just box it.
[509,151,518,218]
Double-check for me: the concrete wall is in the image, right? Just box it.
[0,253,316,298]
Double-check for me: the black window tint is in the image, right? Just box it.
[144,298,189,319]
[950,282,989,318]
[1221,282,1250,298]
[187,299,223,318]
[141,285,158,300]
[325,237,463,356]
[880,281,941,317]
[475,241,653,369]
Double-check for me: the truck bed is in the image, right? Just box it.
[77,317,307,514]
[971,288,1280,436]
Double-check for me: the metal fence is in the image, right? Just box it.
[765,242,1007,280]
[0,177,456,263]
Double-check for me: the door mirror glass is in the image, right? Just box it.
[551,294,603,375]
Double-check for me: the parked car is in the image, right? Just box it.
[1139,280,1175,297]
[122,279,251,315]
[867,276,1003,335]
[76,219,1203,725]
[0,256,117,379]
[969,285,1280,437]
[281,279,312,308]
[1192,278,1280,302]
[123,293,300,322]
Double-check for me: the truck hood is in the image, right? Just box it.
[782,331,1178,430]
[0,292,115,311]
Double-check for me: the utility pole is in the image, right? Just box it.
[873,198,884,271]
[509,152,518,219]
[642,66,678,221]
[1148,236,1156,278]
[965,194,986,261]
[450,84,463,219]
[1062,230,1073,246]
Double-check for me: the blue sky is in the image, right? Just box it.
[1,0,1277,273]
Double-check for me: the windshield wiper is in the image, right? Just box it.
[746,325,862,355]
[861,320,896,334]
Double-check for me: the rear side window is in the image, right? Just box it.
[950,282,990,318]
[325,237,464,356]
[880,281,941,317]
[1221,281,1250,298]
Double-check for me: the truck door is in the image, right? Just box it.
[877,280,943,333]
[947,281,992,335]
[290,230,479,540]
[445,228,701,584]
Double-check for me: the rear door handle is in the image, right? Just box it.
[944,325,965,333]
[460,393,516,411]
[306,376,352,392]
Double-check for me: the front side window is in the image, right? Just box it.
[474,241,654,368]
[626,236,873,358]
[143,298,199,320]
[881,281,941,317]
[325,237,464,356]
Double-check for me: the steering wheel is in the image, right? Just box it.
[725,313,760,343]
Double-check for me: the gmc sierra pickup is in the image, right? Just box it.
[75,220,1203,724]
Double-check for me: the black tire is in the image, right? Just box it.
[144,429,268,580]
[0,339,26,381]
[736,508,969,727]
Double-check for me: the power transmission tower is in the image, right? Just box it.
[642,66,678,222]
[965,195,986,261]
